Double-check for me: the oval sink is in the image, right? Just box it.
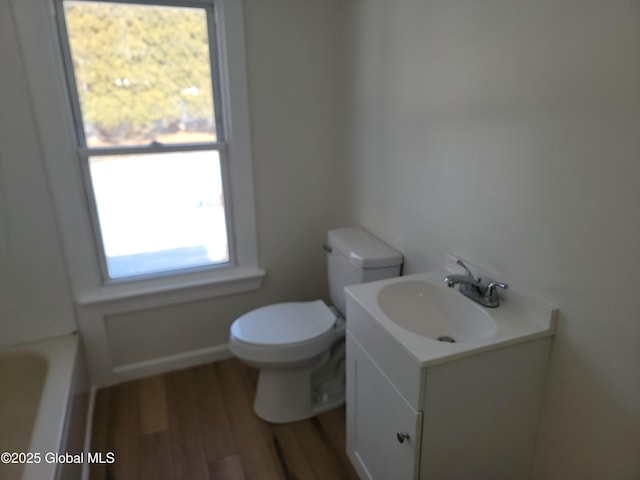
[377,280,497,343]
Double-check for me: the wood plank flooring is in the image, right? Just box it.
[89,358,359,480]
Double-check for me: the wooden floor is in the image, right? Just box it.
[90,358,359,480]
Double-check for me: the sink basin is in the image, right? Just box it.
[377,280,497,343]
[347,264,557,366]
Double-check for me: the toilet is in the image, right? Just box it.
[229,226,403,423]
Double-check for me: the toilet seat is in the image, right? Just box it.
[231,300,336,345]
[229,300,342,364]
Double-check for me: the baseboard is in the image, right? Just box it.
[110,344,233,384]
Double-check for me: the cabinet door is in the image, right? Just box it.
[346,334,422,480]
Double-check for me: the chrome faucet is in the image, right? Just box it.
[443,259,508,308]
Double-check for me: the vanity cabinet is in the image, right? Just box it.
[346,296,552,480]
[347,334,422,479]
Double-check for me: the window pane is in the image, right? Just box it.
[63,1,218,147]
[89,151,228,279]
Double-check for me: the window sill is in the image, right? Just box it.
[76,265,266,311]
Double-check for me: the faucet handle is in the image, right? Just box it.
[456,259,479,282]
[482,281,508,307]
[486,281,508,300]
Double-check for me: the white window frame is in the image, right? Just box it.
[11,0,264,306]
[57,0,234,282]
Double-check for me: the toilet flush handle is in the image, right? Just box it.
[323,244,332,253]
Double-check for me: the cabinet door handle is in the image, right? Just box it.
[396,432,410,443]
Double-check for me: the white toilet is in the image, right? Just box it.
[229,226,403,423]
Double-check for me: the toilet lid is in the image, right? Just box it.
[231,300,336,345]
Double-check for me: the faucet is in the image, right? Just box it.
[443,259,508,308]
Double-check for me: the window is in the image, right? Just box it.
[57,0,232,280]
[12,0,261,302]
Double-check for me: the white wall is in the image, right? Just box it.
[0,0,76,347]
[244,0,340,298]
[340,0,640,478]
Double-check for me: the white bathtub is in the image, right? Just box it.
[0,334,88,480]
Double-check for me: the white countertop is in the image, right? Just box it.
[346,269,557,367]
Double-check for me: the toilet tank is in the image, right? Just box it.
[326,227,403,315]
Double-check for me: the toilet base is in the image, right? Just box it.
[252,340,346,423]
[253,368,345,423]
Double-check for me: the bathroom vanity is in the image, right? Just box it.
[345,263,557,480]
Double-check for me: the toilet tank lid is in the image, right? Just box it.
[328,227,403,269]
